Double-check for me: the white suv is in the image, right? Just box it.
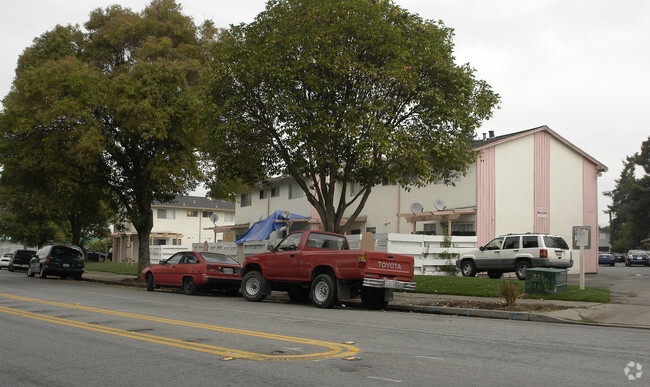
[457,233,573,280]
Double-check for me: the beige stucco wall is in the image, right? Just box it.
[549,137,584,246]
[494,135,535,235]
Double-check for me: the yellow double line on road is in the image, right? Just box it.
[0,293,359,361]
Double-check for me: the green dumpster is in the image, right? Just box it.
[525,268,568,295]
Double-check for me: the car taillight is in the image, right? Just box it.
[540,249,548,258]
[82,261,85,268]
[45,257,50,264]
[358,255,366,269]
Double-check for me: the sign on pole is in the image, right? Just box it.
[572,226,590,290]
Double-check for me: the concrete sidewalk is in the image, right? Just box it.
[81,271,650,329]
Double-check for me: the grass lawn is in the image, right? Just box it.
[413,275,610,303]
[85,262,139,276]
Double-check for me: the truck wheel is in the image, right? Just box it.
[310,274,337,308]
[39,266,47,279]
[460,260,477,277]
[487,271,503,279]
[287,287,311,304]
[242,271,268,302]
[515,260,530,280]
[361,288,387,310]
[27,267,36,277]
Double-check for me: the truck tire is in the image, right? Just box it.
[242,271,268,302]
[515,260,531,280]
[460,260,477,277]
[310,274,337,308]
[361,287,388,310]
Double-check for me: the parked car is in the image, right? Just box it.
[141,251,242,295]
[598,253,615,266]
[613,253,626,263]
[8,249,37,271]
[625,250,649,267]
[457,233,573,280]
[27,244,85,279]
[0,252,12,269]
[85,248,106,262]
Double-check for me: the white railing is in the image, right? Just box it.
[149,245,190,264]
[193,233,478,275]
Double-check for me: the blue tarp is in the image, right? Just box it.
[235,210,309,245]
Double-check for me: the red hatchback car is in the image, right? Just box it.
[142,251,241,295]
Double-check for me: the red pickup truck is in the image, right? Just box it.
[240,230,416,309]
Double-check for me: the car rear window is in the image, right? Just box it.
[200,253,239,265]
[543,236,569,250]
[51,246,83,258]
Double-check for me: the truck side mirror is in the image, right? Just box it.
[267,244,275,252]
[479,246,485,251]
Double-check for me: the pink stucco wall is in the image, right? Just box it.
[476,147,496,246]
[533,131,551,233]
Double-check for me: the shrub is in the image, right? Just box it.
[498,280,521,306]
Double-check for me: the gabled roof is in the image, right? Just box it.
[472,125,607,172]
[153,195,235,211]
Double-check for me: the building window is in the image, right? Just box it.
[451,223,475,236]
[241,193,251,207]
[349,182,359,196]
[171,238,182,245]
[157,209,175,219]
[202,211,214,218]
[350,229,361,235]
[288,183,303,199]
[259,190,267,200]
[153,238,167,245]
[271,187,279,197]
[423,223,436,235]
[382,177,391,186]
[366,227,376,234]
[187,210,198,217]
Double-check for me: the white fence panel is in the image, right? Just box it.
[149,245,189,264]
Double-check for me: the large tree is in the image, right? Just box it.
[0,0,209,273]
[202,0,499,233]
[606,136,650,251]
[0,25,113,248]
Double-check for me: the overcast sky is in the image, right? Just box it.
[2,0,649,227]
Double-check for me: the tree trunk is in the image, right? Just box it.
[134,207,154,277]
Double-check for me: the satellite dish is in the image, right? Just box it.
[209,214,219,225]
[410,202,424,214]
[281,210,291,219]
[434,199,447,211]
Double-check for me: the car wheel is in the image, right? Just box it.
[310,274,337,308]
[515,260,530,280]
[27,266,36,277]
[610,262,615,267]
[487,271,503,279]
[73,274,82,280]
[39,266,47,279]
[183,277,198,295]
[287,287,311,303]
[146,273,155,291]
[460,260,477,277]
[8,265,14,272]
[241,271,268,302]
[625,260,630,267]
[361,287,388,310]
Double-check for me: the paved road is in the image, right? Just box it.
[1,270,649,386]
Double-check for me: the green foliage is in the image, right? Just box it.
[497,280,521,306]
[0,1,209,272]
[605,136,650,251]
[438,233,459,275]
[201,0,499,233]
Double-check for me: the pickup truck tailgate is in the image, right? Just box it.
[364,252,414,280]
